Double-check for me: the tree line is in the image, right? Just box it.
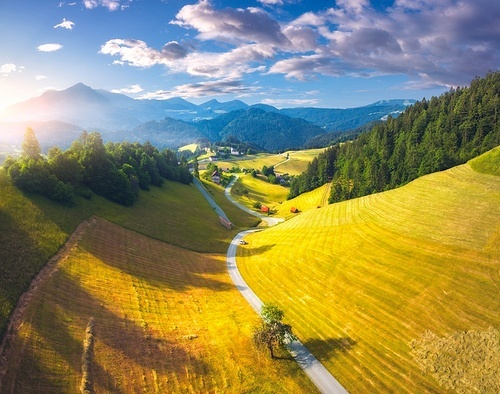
[288,71,500,203]
[4,129,192,205]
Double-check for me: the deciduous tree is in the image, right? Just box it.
[253,303,297,358]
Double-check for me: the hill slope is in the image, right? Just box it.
[237,148,500,393]
[0,217,314,393]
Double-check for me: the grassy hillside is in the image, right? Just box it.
[0,168,255,336]
[237,149,500,393]
[230,173,289,212]
[0,217,315,393]
[274,183,332,218]
[215,149,323,176]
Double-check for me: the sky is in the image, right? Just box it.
[0,0,499,110]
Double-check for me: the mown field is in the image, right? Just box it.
[0,168,255,337]
[216,148,323,176]
[230,173,289,212]
[0,217,316,393]
[237,149,500,393]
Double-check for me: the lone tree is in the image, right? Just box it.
[253,303,297,358]
[22,127,42,160]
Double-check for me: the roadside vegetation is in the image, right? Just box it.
[237,148,500,392]
[0,218,315,393]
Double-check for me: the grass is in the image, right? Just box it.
[0,217,316,393]
[274,183,332,218]
[198,177,261,228]
[230,173,289,212]
[216,149,323,176]
[469,145,500,176]
[0,168,244,337]
[236,149,500,393]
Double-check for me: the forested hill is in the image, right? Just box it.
[288,72,500,202]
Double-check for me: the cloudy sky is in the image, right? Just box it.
[0,0,499,110]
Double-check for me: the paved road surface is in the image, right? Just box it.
[224,176,284,226]
[192,177,229,221]
[195,175,349,394]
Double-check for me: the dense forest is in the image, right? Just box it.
[4,130,192,206]
[289,72,500,202]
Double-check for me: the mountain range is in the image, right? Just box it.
[0,83,415,152]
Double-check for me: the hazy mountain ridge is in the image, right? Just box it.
[0,83,414,151]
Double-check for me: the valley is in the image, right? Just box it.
[0,73,499,393]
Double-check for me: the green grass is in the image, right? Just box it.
[230,173,289,212]
[1,217,316,393]
[216,149,323,176]
[0,168,243,336]
[469,145,500,176]
[198,177,261,228]
[237,151,500,393]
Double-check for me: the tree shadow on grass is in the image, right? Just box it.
[10,268,213,393]
[301,336,357,362]
[242,243,276,257]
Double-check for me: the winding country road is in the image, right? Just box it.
[194,176,348,394]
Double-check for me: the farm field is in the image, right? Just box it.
[0,217,316,393]
[216,148,323,176]
[237,150,500,393]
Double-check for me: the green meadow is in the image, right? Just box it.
[0,168,257,337]
[237,148,500,393]
[216,148,323,176]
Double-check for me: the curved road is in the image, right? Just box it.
[194,176,348,394]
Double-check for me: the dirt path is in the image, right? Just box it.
[0,217,96,386]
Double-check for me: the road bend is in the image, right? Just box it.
[195,175,349,394]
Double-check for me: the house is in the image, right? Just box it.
[290,206,298,213]
[261,205,269,214]
[211,170,221,184]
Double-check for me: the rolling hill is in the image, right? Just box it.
[236,147,500,393]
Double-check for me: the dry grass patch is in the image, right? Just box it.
[237,161,500,393]
[410,327,500,393]
[0,218,315,393]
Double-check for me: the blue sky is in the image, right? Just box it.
[0,0,499,110]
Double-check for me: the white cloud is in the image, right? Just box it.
[37,43,63,52]
[111,84,144,94]
[100,39,188,68]
[1,63,17,74]
[171,0,291,47]
[100,0,500,94]
[35,75,48,80]
[261,98,320,108]
[138,79,255,100]
[54,18,75,30]
[83,0,129,11]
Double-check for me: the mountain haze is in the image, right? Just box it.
[0,83,415,152]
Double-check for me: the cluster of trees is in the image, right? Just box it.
[5,129,192,205]
[289,72,500,202]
